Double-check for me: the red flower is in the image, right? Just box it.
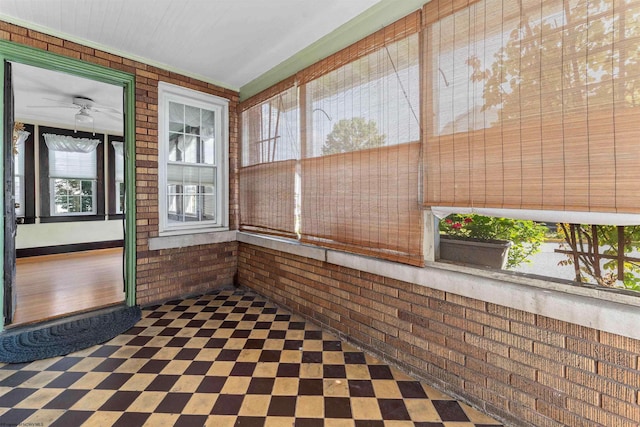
[452,222,462,229]
[445,219,453,224]
[464,217,473,223]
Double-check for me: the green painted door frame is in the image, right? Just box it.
[0,40,136,332]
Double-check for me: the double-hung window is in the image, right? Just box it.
[13,128,30,218]
[44,134,100,216]
[158,82,228,234]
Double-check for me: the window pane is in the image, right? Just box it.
[169,132,182,161]
[202,135,215,165]
[201,109,216,165]
[81,196,93,212]
[52,178,95,215]
[185,105,200,135]
[165,182,216,223]
[81,180,92,195]
[182,135,199,163]
[167,192,178,214]
[184,185,197,215]
[167,164,215,186]
[201,190,216,221]
[169,102,184,132]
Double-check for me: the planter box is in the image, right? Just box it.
[439,235,512,269]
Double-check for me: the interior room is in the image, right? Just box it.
[0,1,639,426]
[11,62,125,325]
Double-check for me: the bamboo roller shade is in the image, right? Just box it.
[239,160,297,237]
[422,0,640,214]
[301,142,423,266]
[240,86,299,237]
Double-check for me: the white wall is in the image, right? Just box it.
[16,220,124,248]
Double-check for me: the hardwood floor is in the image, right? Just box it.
[12,248,125,326]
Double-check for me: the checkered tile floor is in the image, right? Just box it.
[0,288,503,426]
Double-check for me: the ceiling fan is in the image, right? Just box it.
[27,95,122,133]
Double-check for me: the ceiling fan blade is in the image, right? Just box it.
[26,105,77,109]
[93,107,123,115]
[41,97,76,105]
[93,110,123,120]
[92,104,122,114]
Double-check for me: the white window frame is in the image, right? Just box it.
[48,147,98,217]
[158,81,229,236]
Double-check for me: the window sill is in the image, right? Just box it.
[149,229,235,250]
[237,231,640,341]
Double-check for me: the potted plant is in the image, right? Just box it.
[439,214,547,269]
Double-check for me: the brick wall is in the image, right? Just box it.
[1,21,239,306]
[238,243,640,427]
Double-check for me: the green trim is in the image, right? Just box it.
[0,14,238,92]
[239,0,427,101]
[0,60,5,331]
[0,40,137,330]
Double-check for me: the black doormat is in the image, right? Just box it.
[0,305,141,364]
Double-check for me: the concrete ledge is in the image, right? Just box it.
[244,232,640,341]
[149,230,237,250]
[237,232,326,262]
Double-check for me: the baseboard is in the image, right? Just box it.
[17,240,124,258]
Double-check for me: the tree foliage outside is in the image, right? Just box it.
[53,178,94,214]
[467,0,640,118]
[322,118,386,155]
[557,224,640,291]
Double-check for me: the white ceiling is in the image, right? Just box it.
[2,0,383,134]
[12,62,124,134]
[0,0,381,90]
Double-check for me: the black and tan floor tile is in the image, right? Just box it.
[0,288,504,426]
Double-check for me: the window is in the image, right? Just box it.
[298,15,423,266]
[240,82,299,238]
[158,82,229,234]
[43,133,101,217]
[14,130,27,217]
[110,140,125,214]
[12,123,35,222]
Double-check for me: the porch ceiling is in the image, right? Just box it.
[0,0,381,90]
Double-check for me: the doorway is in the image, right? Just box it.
[11,63,126,325]
[0,40,136,331]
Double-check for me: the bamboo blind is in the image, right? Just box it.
[239,160,297,236]
[301,30,423,266]
[302,143,423,265]
[239,85,299,237]
[423,0,640,215]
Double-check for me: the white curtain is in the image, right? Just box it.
[45,134,99,179]
[43,133,100,153]
[111,141,125,182]
[15,130,30,147]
